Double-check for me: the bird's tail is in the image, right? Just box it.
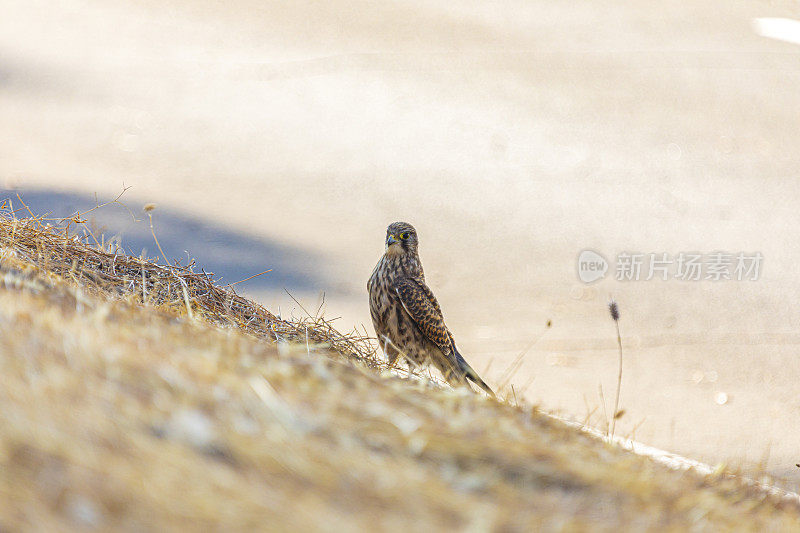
[454,349,495,398]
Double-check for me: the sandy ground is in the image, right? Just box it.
[2,0,800,483]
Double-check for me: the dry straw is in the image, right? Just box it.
[0,194,383,371]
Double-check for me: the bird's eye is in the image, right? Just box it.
[399,232,410,240]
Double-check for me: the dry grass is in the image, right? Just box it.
[0,207,798,531]
[0,199,380,369]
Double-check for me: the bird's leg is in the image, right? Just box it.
[382,336,394,367]
[381,336,404,372]
[402,352,421,379]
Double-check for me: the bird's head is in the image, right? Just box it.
[384,221,418,256]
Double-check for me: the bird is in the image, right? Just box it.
[367,221,494,396]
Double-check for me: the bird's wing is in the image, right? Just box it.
[393,276,454,356]
[394,276,496,397]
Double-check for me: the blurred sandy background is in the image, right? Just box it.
[2,1,800,483]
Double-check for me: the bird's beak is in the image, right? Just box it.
[386,235,398,246]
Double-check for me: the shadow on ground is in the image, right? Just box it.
[1,189,328,293]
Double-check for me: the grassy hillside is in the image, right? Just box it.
[0,211,798,531]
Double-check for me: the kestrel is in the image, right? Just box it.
[368,222,494,396]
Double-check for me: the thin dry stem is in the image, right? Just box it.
[610,318,623,438]
[147,212,170,266]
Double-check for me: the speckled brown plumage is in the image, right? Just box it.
[368,222,494,396]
